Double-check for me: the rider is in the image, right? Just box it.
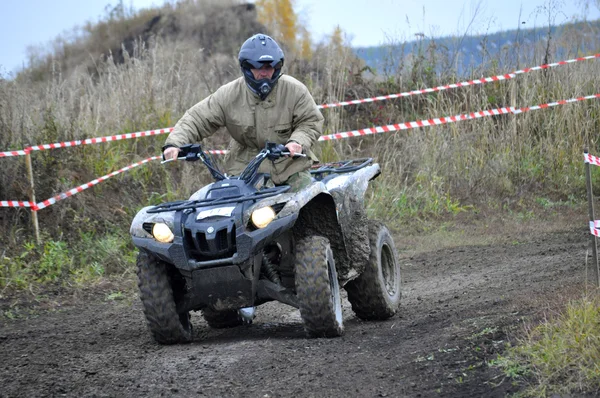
[162,33,324,191]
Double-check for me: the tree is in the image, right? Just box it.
[256,0,299,53]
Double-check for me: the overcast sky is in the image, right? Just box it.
[1,0,597,75]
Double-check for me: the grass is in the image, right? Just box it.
[0,228,137,292]
[492,294,600,397]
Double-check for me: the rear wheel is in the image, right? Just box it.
[345,221,401,320]
[202,307,255,328]
[294,236,344,337]
[137,252,192,344]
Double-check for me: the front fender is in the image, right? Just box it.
[243,181,330,226]
[130,206,176,239]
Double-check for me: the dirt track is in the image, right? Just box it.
[0,227,590,397]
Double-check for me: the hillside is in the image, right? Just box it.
[21,0,264,81]
[355,19,600,75]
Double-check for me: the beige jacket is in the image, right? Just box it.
[165,75,324,184]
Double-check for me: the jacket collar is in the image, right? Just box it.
[243,78,278,109]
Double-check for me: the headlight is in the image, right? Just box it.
[152,222,174,243]
[251,206,276,229]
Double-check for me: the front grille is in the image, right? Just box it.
[196,231,210,251]
[184,225,236,261]
[216,228,228,251]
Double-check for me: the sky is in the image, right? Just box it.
[1,0,598,75]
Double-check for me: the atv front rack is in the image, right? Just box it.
[147,185,290,214]
[310,158,373,181]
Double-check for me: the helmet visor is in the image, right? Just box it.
[242,60,283,70]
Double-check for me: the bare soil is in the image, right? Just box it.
[0,218,593,397]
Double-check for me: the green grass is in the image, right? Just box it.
[491,295,600,397]
[0,229,137,291]
[366,175,474,230]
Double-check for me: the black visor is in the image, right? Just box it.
[242,60,283,70]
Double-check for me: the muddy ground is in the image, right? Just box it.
[0,220,593,397]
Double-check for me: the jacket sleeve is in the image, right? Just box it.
[288,87,324,151]
[164,91,226,148]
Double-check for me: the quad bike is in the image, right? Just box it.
[130,142,402,344]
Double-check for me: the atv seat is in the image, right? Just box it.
[310,158,373,184]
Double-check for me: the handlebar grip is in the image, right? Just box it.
[280,151,307,158]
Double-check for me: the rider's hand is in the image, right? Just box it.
[285,141,302,157]
[163,146,181,160]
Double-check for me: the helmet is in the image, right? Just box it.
[238,34,284,100]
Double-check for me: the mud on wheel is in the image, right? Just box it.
[345,221,401,320]
[137,251,193,344]
[294,235,344,337]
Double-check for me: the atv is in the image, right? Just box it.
[130,142,401,344]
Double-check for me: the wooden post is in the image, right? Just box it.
[25,152,41,245]
[584,149,600,287]
[510,79,517,138]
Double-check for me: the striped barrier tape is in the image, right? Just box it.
[0,133,226,158]
[27,128,175,153]
[0,201,34,208]
[316,53,600,109]
[511,94,600,114]
[2,93,600,210]
[584,153,600,167]
[2,53,599,158]
[590,221,600,237]
[35,156,161,211]
[319,108,514,140]
[0,149,30,158]
[585,158,600,237]
[0,128,174,158]
[319,94,600,141]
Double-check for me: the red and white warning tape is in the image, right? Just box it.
[27,128,175,153]
[0,128,174,158]
[319,108,514,140]
[316,53,600,109]
[586,157,600,237]
[590,221,600,237]
[511,94,600,114]
[584,153,600,167]
[319,94,600,141]
[0,133,226,158]
[0,201,34,208]
[35,156,161,211]
[0,149,30,158]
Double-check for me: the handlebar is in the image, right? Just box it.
[162,142,306,183]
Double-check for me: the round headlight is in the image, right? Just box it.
[152,222,174,243]
[251,206,276,229]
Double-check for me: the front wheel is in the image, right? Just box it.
[294,236,344,337]
[345,221,402,320]
[137,252,193,344]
